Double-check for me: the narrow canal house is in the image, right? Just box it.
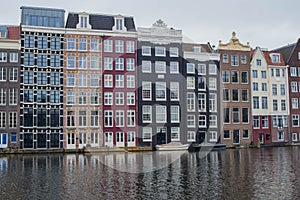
[19,7,65,149]
[219,32,252,147]
[137,20,184,148]
[275,39,300,144]
[0,26,20,149]
[64,13,103,149]
[250,47,289,145]
[65,12,138,149]
[182,43,221,145]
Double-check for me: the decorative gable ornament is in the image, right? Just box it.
[219,32,250,51]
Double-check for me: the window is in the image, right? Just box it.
[273,100,278,111]
[169,47,179,57]
[9,68,18,82]
[209,115,217,127]
[37,90,47,103]
[261,71,266,79]
[50,55,60,67]
[90,74,99,87]
[67,92,75,105]
[187,63,195,74]
[241,90,248,102]
[80,16,88,28]
[142,46,151,56]
[115,92,124,105]
[90,56,99,70]
[66,111,75,127]
[209,64,217,75]
[9,89,17,105]
[198,115,206,127]
[224,130,230,139]
[171,127,180,141]
[37,72,47,85]
[170,106,180,123]
[78,92,87,105]
[115,40,124,53]
[90,39,99,51]
[222,71,229,83]
[24,71,33,84]
[50,90,60,103]
[209,93,217,112]
[115,18,123,30]
[37,37,47,49]
[104,57,113,70]
[23,90,33,103]
[198,77,206,90]
[253,116,259,128]
[298,68,300,77]
[67,56,76,69]
[223,89,230,101]
[232,71,238,83]
[256,59,261,66]
[51,38,60,50]
[67,38,75,51]
[233,108,240,123]
[126,58,135,71]
[142,81,151,100]
[293,115,299,127]
[142,60,151,73]
[292,133,298,142]
[281,100,286,111]
[292,98,299,109]
[104,92,113,105]
[9,112,17,128]
[242,130,249,139]
[24,53,34,66]
[50,109,59,127]
[262,83,267,91]
[78,38,87,51]
[155,61,166,73]
[187,115,195,127]
[170,62,179,73]
[187,131,196,142]
[126,41,135,53]
[187,93,195,111]
[156,106,166,123]
[187,77,195,89]
[104,110,113,127]
[67,74,75,87]
[291,82,298,92]
[241,55,247,64]
[156,82,166,100]
[37,54,47,67]
[272,84,277,95]
[270,54,280,63]
[223,54,228,63]
[198,93,206,111]
[127,92,135,105]
[90,92,99,105]
[115,74,124,88]
[9,53,18,63]
[241,72,248,83]
[262,116,268,128]
[170,82,179,101]
[127,110,135,127]
[198,64,206,75]
[142,105,152,123]
[231,55,238,66]
[91,132,99,145]
[25,36,34,48]
[253,97,259,109]
[104,74,113,88]
[11,133,17,143]
[232,89,239,102]
[104,40,113,52]
[78,56,87,69]
[242,108,249,123]
[252,70,258,78]
[276,69,280,77]
[37,108,47,127]
[143,127,152,142]
[262,97,268,109]
[91,111,99,127]
[24,108,33,127]
[155,47,166,56]
[223,108,230,123]
[79,111,87,127]
[273,116,278,127]
[115,58,124,70]
[271,69,274,77]
[209,77,217,90]
[280,84,285,95]
[278,132,284,141]
[209,131,218,142]
[78,74,87,87]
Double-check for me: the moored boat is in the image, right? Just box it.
[155,142,190,151]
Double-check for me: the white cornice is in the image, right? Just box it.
[0,39,20,49]
[184,51,220,61]
[137,27,182,44]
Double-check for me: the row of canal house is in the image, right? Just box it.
[1,5,300,150]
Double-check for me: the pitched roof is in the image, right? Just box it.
[273,43,296,63]
[65,13,136,32]
[263,51,286,66]
[182,43,212,53]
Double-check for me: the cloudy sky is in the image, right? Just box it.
[1,0,299,49]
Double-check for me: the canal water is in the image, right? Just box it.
[1,147,300,200]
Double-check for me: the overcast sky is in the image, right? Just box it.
[1,0,299,49]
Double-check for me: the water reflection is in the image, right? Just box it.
[0,147,300,199]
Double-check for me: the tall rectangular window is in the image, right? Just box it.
[209,93,217,112]
[78,111,87,127]
[142,81,151,100]
[9,53,18,63]
[9,112,17,128]
[78,56,87,69]
[272,84,277,95]
[78,74,87,87]
[187,93,195,111]
[253,116,259,128]
[142,105,152,123]
[126,75,135,88]
[198,93,205,111]
[198,77,206,90]
[90,92,99,105]
[232,71,238,83]
[171,127,180,141]
[104,40,113,52]
[127,92,135,105]
[67,92,75,105]
[127,110,135,127]
[67,74,75,87]
[50,109,60,127]
[104,74,113,88]
[9,88,17,105]
[241,72,248,83]
[67,38,75,51]
[90,56,99,70]
[90,74,99,87]
[187,77,195,89]
[222,70,229,83]
[0,112,6,128]
[187,63,195,74]
[169,47,179,57]
[115,74,124,88]
[78,38,87,51]
[198,115,206,127]
[50,90,60,103]
[170,62,179,74]
[142,46,151,56]
[115,110,124,127]
[51,38,60,50]
[78,92,87,105]
[224,108,230,123]
[66,111,75,127]
[170,106,180,123]
[115,40,124,53]
[170,82,179,101]
[198,64,206,75]
[37,108,47,127]
[115,58,124,70]
[104,92,113,105]
[156,82,166,100]
[126,41,135,53]
[104,57,113,70]
[90,39,99,51]
[253,96,259,109]
[126,58,135,71]
[115,92,124,105]
[90,111,99,127]
[67,56,76,69]
[233,108,240,123]
[156,106,166,123]
[231,55,238,66]
[262,97,268,109]
[242,108,249,123]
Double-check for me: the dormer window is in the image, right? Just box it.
[80,16,87,28]
[193,46,201,53]
[77,13,91,29]
[0,30,7,38]
[270,53,280,63]
[113,16,127,31]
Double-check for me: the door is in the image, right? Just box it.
[105,132,114,147]
[116,132,124,147]
[127,132,135,147]
[67,132,76,149]
[157,127,166,145]
[259,133,264,144]
[233,130,240,144]
[0,133,7,148]
[199,131,206,143]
